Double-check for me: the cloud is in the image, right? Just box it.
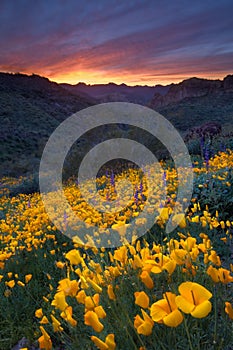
[0,0,232,84]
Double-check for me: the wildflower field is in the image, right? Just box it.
[0,149,233,350]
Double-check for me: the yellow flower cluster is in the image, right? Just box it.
[0,149,232,349]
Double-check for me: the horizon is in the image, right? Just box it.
[1,1,233,86]
[1,70,232,88]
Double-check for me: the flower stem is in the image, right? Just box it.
[183,316,194,350]
[214,285,217,343]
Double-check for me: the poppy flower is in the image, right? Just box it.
[58,278,79,297]
[51,291,68,311]
[175,282,212,318]
[50,314,63,332]
[225,302,233,320]
[134,291,150,309]
[105,333,116,350]
[140,271,154,289]
[38,326,52,350]
[150,292,183,327]
[207,266,233,283]
[107,285,116,300]
[84,311,104,332]
[134,309,154,335]
[25,274,32,283]
[91,336,108,350]
[65,249,82,265]
[61,306,77,326]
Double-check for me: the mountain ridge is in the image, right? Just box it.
[60,74,233,106]
[0,71,233,177]
[149,75,233,109]
[60,81,169,104]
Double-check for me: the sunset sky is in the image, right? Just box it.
[0,0,233,86]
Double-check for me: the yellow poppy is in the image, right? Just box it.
[172,213,186,228]
[84,311,104,332]
[86,277,103,293]
[140,271,154,289]
[65,249,82,265]
[225,302,233,320]
[35,308,43,318]
[207,266,233,283]
[61,306,77,327]
[76,290,86,304]
[134,309,154,335]
[50,314,63,332]
[51,291,68,311]
[40,316,49,324]
[150,292,183,327]
[38,326,52,350]
[25,274,32,283]
[91,336,108,350]
[107,285,116,300]
[58,278,79,297]
[94,305,107,319]
[134,291,150,309]
[176,282,212,318]
[105,333,116,350]
[6,280,15,288]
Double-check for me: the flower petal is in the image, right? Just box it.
[178,282,194,304]
[175,295,195,314]
[163,309,183,327]
[191,283,212,304]
[191,300,212,318]
[150,301,168,322]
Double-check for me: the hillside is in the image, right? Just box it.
[0,72,233,179]
[157,87,233,133]
[0,73,94,176]
[149,75,233,109]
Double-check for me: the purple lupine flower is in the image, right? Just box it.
[210,149,215,158]
[64,212,68,224]
[204,147,210,170]
[27,200,31,208]
[200,136,205,154]
[139,181,143,195]
[134,186,139,204]
[162,171,167,188]
[110,170,115,186]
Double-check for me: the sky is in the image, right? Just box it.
[0,0,233,86]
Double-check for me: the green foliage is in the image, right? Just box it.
[192,167,233,221]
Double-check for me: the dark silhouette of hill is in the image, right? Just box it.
[153,75,233,133]
[0,72,94,176]
[61,81,169,104]
[0,72,233,179]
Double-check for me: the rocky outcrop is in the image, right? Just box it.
[223,75,233,90]
[149,75,233,109]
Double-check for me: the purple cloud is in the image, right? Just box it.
[0,0,232,84]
